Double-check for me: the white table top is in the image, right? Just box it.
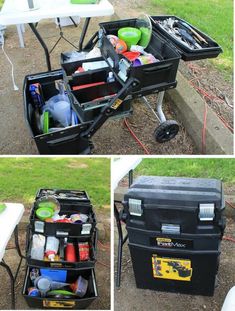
[112,157,142,189]
[0,203,25,262]
[0,0,114,25]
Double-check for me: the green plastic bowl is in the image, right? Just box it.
[36,207,54,221]
[118,27,141,50]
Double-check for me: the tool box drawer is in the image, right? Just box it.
[126,226,223,250]
[30,199,96,237]
[128,242,220,296]
[23,70,92,155]
[23,267,98,309]
[151,16,223,61]
[36,189,91,205]
[99,18,180,95]
[68,72,132,122]
[26,227,97,269]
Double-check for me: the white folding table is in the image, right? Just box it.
[112,157,142,287]
[0,203,25,309]
[0,0,114,70]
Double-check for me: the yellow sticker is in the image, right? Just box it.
[152,255,192,281]
[43,300,75,308]
[111,98,123,110]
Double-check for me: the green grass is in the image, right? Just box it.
[0,158,110,208]
[136,158,235,186]
[151,0,233,78]
[0,0,3,9]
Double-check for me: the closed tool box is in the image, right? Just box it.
[123,176,226,296]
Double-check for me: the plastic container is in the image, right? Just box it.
[23,70,93,155]
[35,189,91,204]
[30,234,46,260]
[23,267,98,309]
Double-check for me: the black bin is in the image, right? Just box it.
[22,267,98,309]
[99,18,180,95]
[26,227,97,269]
[23,70,92,155]
[123,176,225,296]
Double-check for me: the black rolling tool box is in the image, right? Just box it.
[24,15,222,154]
[23,188,98,309]
[122,176,226,296]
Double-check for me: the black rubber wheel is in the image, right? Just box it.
[154,120,179,143]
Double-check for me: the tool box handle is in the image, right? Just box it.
[143,63,172,73]
[83,31,99,51]
[47,133,80,146]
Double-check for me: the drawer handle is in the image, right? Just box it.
[143,63,172,73]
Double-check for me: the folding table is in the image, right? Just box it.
[0,0,114,70]
[112,157,142,287]
[0,203,25,309]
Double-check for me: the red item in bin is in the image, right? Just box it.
[79,242,90,261]
[72,81,105,91]
[65,243,77,262]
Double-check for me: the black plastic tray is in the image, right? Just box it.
[23,70,93,155]
[151,15,223,61]
[30,199,96,237]
[22,267,98,309]
[99,18,180,95]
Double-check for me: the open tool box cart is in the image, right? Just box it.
[118,176,226,296]
[22,189,98,309]
[23,15,222,154]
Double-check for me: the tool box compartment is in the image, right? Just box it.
[128,242,220,296]
[23,267,98,309]
[150,16,222,61]
[123,176,225,233]
[99,18,180,95]
[30,200,96,237]
[23,70,92,155]
[61,57,132,122]
[26,227,97,269]
[70,75,132,122]
[126,226,224,249]
[36,189,91,205]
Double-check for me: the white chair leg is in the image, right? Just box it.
[16,24,25,48]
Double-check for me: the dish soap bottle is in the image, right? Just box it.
[45,236,59,261]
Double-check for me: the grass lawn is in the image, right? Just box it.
[151,0,233,79]
[136,158,235,186]
[0,158,110,208]
[0,0,3,9]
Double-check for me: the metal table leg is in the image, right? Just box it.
[79,17,91,51]
[114,202,128,288]
[28,23,52,71]
[0,225,25,309]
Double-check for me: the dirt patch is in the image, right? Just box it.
[67,161,89,169]
[114,216,235,311]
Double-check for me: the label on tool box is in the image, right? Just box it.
[43,300,75,308]
[152,255,192,282]
[111,98,123,110]
[151,237,193,249]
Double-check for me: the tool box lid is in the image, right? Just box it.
[150,15,223,61]
[124,176,224,209]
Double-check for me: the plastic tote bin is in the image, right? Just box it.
[23,69,93,155]
[22,267,98,309]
